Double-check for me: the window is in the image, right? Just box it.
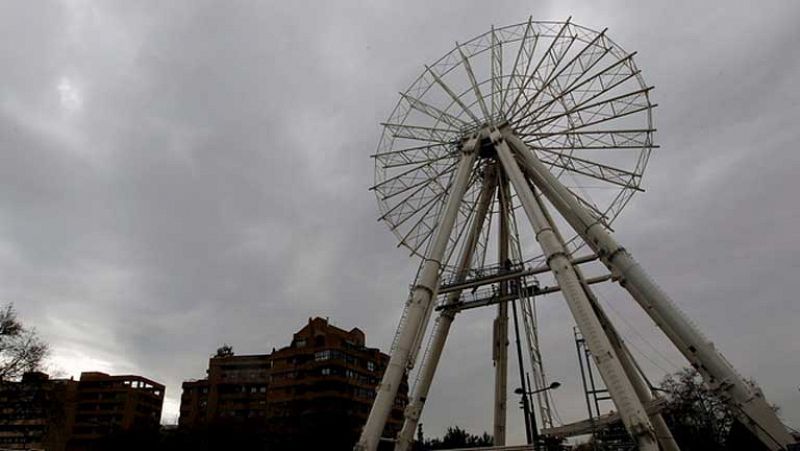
[315,350,331,361]
[295,339,306,347]
[367,361,376,371]
[354,388,373,399]
[321,368,331,376]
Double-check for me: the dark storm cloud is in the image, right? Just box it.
[1,0,798,439]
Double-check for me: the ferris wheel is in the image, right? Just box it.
[357,17,795,451]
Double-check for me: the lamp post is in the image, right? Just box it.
[514,382,561,451]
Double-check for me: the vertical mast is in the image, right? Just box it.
[493,169,511,445]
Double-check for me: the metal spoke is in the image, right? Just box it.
[375,146,452,172]
[442,173,486,268]
[570,186,610,223]
[383,152,454,169]
[535,148,642,190]
[508,18,573,119]
[371,151,451,192]
[396,187,448,251]
[501,17,534,113]
[539,104,656,139]
[411,167,485,258]
[371,142,447,159]
[520,87,654,133]
[510,27,590,123]
[516,53,639,129]
[401,170,481,255]
[382,122,460,144]
[378,178,445,222]
[522,128,655,137]
[512,28,609,124]
[457,42,491,121]
[490,26,503,118]
[388,187,449,233]
[378,160,457,201]
[426,65,481,123]
[521,142,657,151]
[400,91,470,129]
[522,128,655,154]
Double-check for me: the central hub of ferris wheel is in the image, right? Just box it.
[357,16,796,451]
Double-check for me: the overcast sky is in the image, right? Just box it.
[1,0,799,442]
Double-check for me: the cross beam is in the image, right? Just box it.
[438,274,612,313]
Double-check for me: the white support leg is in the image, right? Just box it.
[356,138,479,451]
[493,129,659,451]
[505,129,795,450]
[393,166,498,451]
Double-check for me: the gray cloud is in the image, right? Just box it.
[1,0,798,441]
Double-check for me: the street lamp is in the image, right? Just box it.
[515,381,561,396]
[514,382,561,451]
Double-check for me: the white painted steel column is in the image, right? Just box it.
[505,129,795,450]
[493,129,659,451]
[394,167,498,451]
[356,137,479,451]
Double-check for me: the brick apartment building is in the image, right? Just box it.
[179,353,271,426]
[68,372,165,450]
[0,371,78,450]
[179,317,407,448]
[0,371,164,451]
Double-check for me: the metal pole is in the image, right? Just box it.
[511,299,534,444]
[574,329,595,420]
[494,171,510,446]
[525,373,539,448]
[504,128,795,450]
[528,394,540,451]
[393,165,498,451]
[528,389,540,451]
[492,128,658,451]
[356,137,479,451]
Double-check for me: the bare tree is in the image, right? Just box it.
[0,303,49,381]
